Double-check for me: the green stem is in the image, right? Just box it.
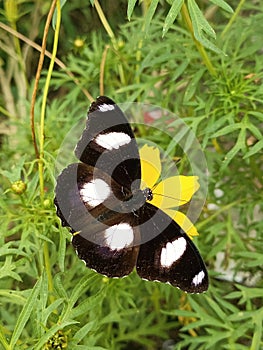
[40,0,61,305]
[94,0,115,42]
[221,0,246,38]
[38,0,61,203]
[0,326,10,350]
[134,1,150,86]
[5,0,28,91]
[94,0,125,87]
[181,3,216,77]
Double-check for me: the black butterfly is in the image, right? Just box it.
[54,96,208,293]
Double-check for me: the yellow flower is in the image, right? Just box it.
[140,145,200,239]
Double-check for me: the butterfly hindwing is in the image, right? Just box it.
[136,203,208,293]
[55,161,141,277]
[72,231,140,278]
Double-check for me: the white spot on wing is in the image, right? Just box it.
[80,178,110,207]
[192,270,205,286]
[104,223,134,250]
[95,132,131,150]
[98,103,115,112]
[160,237,187,268]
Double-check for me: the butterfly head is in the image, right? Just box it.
[142,187,153,201]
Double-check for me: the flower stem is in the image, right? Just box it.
[94,0,125,86]
[38,0,61,202]
[38,0,61,305]
[221,0,245,38]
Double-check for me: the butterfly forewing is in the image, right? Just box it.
[75,96,141,191]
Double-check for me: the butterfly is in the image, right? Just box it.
[54,96,208,293]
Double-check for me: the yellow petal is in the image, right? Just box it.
[164,209,199,239]
[151,176,200,209]
[140,145,161,189]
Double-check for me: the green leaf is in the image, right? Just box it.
[188,0,216,39]
[41,299,65,326]
[0,289,27,305]
[58,227,67,272]
[183,68,206,102]
[246,122,263,140]
[171,60,190,81]
[234,252,263,267]
[66,274,101,312]
[0,155,27,182]
[204,296,227,321]
[9,276,42,348]
[0,256,22,281]
[212,123,241,137]
[221,128,246,167]
[162,0,184,36]
[72,321,97,343]
[53,273,68,300]
[210,0,233,13]
[251,311,263,350]
[70,292,104,319]
[127,0,137,20]
[187,0,223,54]
[244,138,263,158]
[144,0,159,34]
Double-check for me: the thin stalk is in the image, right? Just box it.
[0,327,10,350]
[135,1,149,85]
[30,0,57,159]
[181,3,216,77]
[38,0,61,202]
[94,0,115,42]
[0,21,93,102]
[221,0,246,38]
[100,45,110,96]
[94,0,125,86]
[39,0,62,305]
[4,0,28,90]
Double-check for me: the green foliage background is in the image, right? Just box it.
[0,0,262,349]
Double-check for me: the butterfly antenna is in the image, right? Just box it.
[152,192,188,204]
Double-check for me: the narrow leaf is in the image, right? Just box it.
[183,68,206,102]
[188,0,216,39]
[144,0,159,34]
[244,138,263,158]
[9,276,42,348]
[187,0,223,53]
[72,321,96,342]
[212,123,241,137]
[127,0,137,20]
[163,0,184,36]
[210,0,233,13]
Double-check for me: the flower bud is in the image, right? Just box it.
[11,180,27,195]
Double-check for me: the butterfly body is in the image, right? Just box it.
[55,96,208,293]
